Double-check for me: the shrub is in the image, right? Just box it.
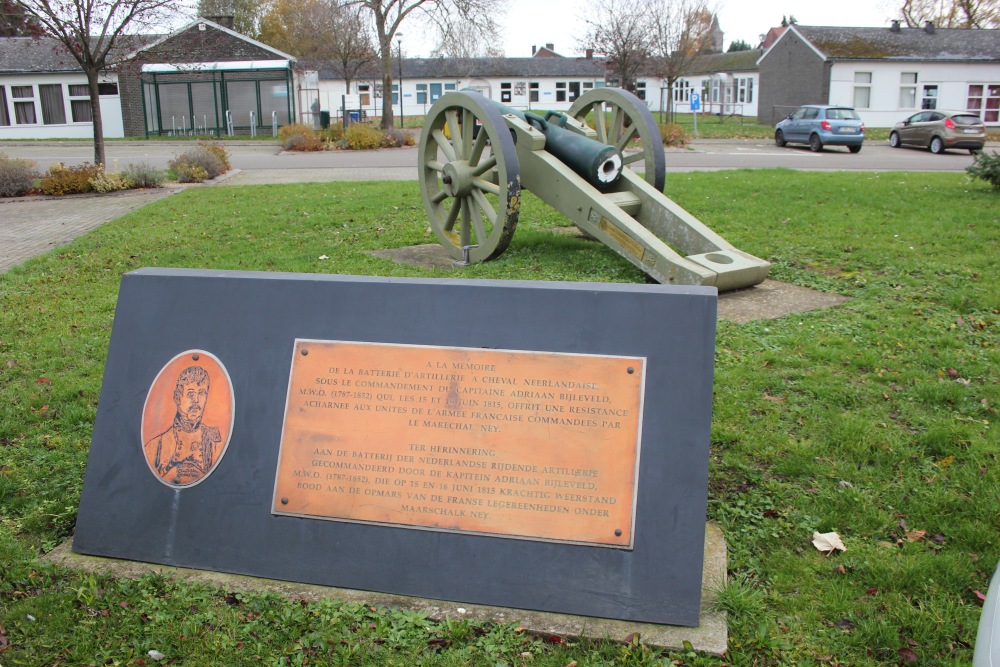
[323,124,344,143]
[89,167,132,193]
[658,123,689,148]
[123,161,166,189]
[344,123,384,150]
[173,163,210,183]
[966,149,1000,189]
[198,141,231,170]
[0,152,37,197]
[281,132,324,152]
[40,162,101,196]
[278,123,323,151]
[381,127,415,148]
[168,146,226,181]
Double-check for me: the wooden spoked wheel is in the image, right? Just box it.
[569,88,666,192]
[419,91,521,263]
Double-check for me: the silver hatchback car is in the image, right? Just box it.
[889,110,986,154]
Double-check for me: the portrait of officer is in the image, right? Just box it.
[143,365,222,486]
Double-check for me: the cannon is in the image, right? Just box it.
[417,88,770,290]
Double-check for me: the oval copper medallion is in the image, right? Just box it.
[141,350,234,488]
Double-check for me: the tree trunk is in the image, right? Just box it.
[87,69,106,166]
[380,49,394,129]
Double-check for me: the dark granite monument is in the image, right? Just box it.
[75,268,716,626]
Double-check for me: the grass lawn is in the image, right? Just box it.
[0,171,997,666]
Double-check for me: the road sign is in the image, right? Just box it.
[690,92,701,111]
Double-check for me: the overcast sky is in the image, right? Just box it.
[400,0,899,58]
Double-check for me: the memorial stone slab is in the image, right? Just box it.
[75,268,717,626]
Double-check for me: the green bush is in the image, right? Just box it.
[40,162,101,196]
[322,124,344,143]
[658,123,690,148]
[123,161,166,189]
[278,123,323,151]
[172,163,210,183]
[344,123,384,150]
[168,146,226,181]
[89,167,132,193]
[0,152,37,197]
[966,149,1000,189]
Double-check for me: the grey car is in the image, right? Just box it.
[775,105,865,153]
[889,110,987,154]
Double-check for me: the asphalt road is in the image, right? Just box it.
[0,137,989,175]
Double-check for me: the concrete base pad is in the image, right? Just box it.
[46,523,727,654]
[369,243,848,322]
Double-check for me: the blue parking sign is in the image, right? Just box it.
[690,92,701,111]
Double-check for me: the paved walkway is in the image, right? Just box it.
[0,167,419,274]
[0,188,178,274]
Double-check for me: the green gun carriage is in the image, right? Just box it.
[417,88,770,291]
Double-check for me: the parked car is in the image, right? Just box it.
[889,110,986,154]
[774,105,865,153]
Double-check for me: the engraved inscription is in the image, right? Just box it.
[272,341,645,548]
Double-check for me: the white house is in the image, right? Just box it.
[315,54,609,122]
[0,37,125,139]
[757,23,1000,127]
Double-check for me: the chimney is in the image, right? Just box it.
[531,44,536,55]
[206,15,235,30]
[924,20,935,33]
[890,19,900,32]
[546,43,554,51]
[585,48,593,59]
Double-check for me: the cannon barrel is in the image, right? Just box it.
[478,95,624,190]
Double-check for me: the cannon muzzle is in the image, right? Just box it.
[477,94,624,190]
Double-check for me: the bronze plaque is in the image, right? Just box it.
[141,350,235,488]
[273,340,645,548]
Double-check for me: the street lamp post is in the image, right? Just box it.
[397,35,404,129]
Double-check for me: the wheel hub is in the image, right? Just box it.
[442,161,475,197]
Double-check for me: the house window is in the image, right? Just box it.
[737,77,753,103]
[358,84,370,106]
[529,82,539,102]
[392,83,398,105]
[899,72,917,108]
[583,82,594,90]
[69,84,92,122]
[968,84,999,122]
[556,82,566,102]
[634,81,645,101]
[921,84,938,109]
[853,72,871,109]
[0,87,8,126]
[11,85,37,124]
[445,83,456,92]
[98,82,118,96]
[416,83,427,104]
[501,81,512,103]
[39,84,66,124]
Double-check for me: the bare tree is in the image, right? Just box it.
[327,4,376,92]
[429,15,503,57]
[197,0,269,37]
[2,0,44,35]
[649,0,715,121]
[349,0,504,129]
[13,0,185,165]
[900,0,999,27]
[580,0,653,92]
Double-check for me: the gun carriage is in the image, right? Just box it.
[417,88,769,291]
